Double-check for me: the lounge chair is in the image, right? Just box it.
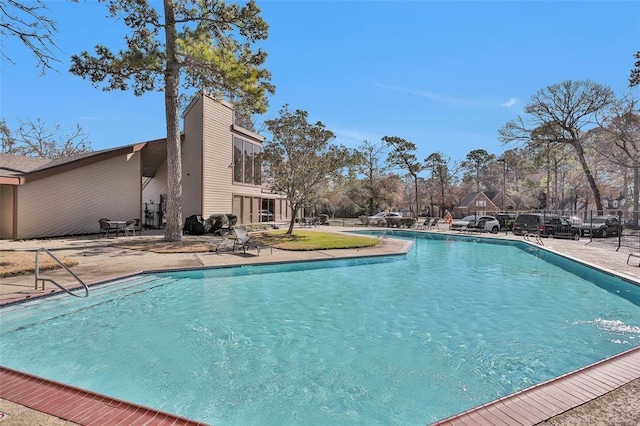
[428,218,440,230]
[466,219,487,233]
[416,217,431,230]
[627,252,640,266]
[231,227,273,256]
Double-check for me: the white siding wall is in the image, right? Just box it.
[16,153,141,239]
[182,96,204,218]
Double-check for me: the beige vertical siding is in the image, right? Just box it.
[182,96,204,218]
[0,185,15,239]
[16,153,141,239]
[200,95,235,216]
[198,94,277,224]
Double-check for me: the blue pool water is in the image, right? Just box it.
[1,234,640,425]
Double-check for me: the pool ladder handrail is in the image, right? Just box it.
[524,232,544,246]
[35,248,89,298]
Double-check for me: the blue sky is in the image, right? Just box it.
[1,0,639,163]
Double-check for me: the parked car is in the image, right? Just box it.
[564,216,584,227]
[258,210,274,221]
[512,213,580,240]
[580,215,620,238]
[450,215,500,233]
[368,211,401,226]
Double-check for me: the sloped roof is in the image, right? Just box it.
[484,191,499,202]
[0,154,52,178]
[458,192,481,207]
[0,137,169,184]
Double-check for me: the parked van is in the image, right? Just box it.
[512,213,580,240]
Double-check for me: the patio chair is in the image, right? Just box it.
[124,220,137,237]
[428,218,440,230]
[627,252,640,266]
[231,227,273,256]
[98,219,111,238]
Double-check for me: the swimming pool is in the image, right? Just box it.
[1,234,639,424]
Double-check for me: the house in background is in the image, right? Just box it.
[558,194,632,219]
[453,191,516,218]
[0,93,288,240]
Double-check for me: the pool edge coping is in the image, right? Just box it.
[1,232,638,425]
[0,238,415,308]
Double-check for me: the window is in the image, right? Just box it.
[476,200,486,207]
[260,198,275,222]
[233,136,262,185]
[244,142,253,184]
[233,138,243,183]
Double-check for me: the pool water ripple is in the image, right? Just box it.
[1,237,639,425]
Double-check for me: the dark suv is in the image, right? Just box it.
[580,215,620,238]
[512,213,580,240]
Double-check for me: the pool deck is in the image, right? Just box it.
[1,226,639,425]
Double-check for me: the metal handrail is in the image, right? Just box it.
[35,248,89,298]
[524,233,544,246]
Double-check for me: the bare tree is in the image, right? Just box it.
[526,124,574,209]
[0,0,59,73]
[596,96,640,217]
[499,80,616,212]
[355,140,389,215]
[262,105,354,234]
[424,152,458,217]
[1,118,91,158]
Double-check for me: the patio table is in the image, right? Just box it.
[106,220,126,237]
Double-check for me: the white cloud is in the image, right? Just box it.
[332,127,382,147]
[501,97,518,108]
[375,83,509,109]
[375,82,486,107]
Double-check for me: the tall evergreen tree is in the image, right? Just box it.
[383,136,422,219]
[70,0,274,241]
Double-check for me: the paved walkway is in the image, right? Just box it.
[0,226,639,425]
[0,228,413,304]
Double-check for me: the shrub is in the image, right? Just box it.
[387,217,415,228]
[226,214,238,227]
[401,218,416,228]
[206,214,228,233]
